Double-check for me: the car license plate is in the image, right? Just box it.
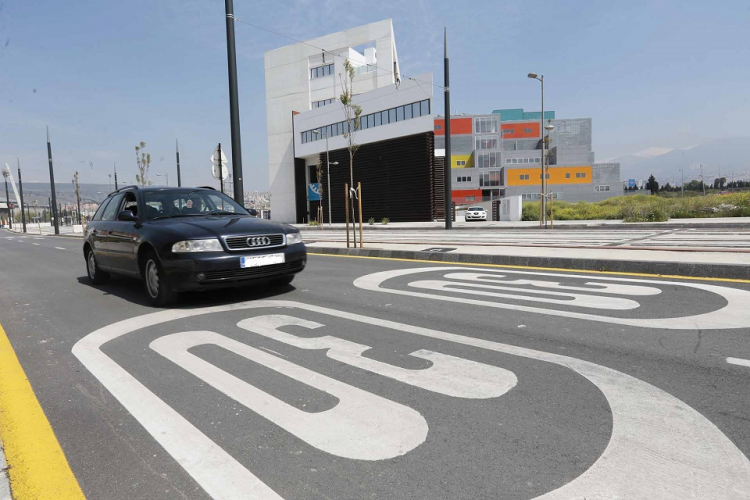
[240,253,285,268]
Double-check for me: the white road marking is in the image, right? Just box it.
[354,267,750,330]
[237,315,517,399]
[32,243,39,246]
[55,247,66,250]
[409,279,642,310]
[443,272,662,296]
[72,301,750,499]
[727,357,750,368]
[150,330,428,460]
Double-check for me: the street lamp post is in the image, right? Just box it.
[528,72,546,228]
[156,173,169,186]
[313,129,339,226]
[699,164,706,196]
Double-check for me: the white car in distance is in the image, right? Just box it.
[465,206,487,222]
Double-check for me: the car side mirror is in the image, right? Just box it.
[117,210,138,222]
[247,208,258,217]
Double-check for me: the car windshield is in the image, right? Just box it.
[143,189,249,220]
[468,207,484,211]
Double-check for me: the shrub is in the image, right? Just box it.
[368,217,375,225]
[381,217,389,225]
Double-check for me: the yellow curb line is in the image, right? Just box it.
[0,322,85,499]
[307,252,750,284]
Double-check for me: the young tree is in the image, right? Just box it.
[72,171,82,225]
[646,174,659,195]
[339,60,363,245]
[135,141,152,187]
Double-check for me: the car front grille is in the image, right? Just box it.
[223,233,285,251]
[201,260,304,283]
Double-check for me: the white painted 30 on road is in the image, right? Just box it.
[73,301,750,499]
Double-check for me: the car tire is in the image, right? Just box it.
[86,248,110,285]
[270,274,295,287]
[142,251,177,307]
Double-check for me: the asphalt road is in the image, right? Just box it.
[1,229,749,499]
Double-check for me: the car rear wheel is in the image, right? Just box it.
[86,249,109,285]
[143,251,177,306]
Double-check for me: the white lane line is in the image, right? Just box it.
[727,357,750,368]
[55,247,66,250]
[32,243,39,246]
[73,301,750,500]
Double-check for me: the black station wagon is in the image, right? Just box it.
[83,186,306,305]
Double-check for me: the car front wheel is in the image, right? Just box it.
[143,251,177,306]
[86,249,109,285]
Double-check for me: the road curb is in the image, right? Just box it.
[298,221,750,231]
[309,247,750,281]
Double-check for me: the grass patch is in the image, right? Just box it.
[521,192,750,222]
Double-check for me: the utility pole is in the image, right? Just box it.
[680,169,684,197]
[2,167,11,229]
[218,143,225,194]
[224,0,244,203]
[47,127,60,235]
[443,27,452,230]
[114,163,119,190]
[176,139,182,187]
[18,161,26,233]
[700,163,706,196]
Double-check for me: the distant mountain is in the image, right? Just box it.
[612,137,750,184]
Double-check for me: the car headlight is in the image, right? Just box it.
[286,232,303,245]
[172,239,223,253]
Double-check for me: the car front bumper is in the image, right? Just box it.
[161,243,307,291]
[465,213,487,220]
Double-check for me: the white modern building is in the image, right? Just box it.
[264,19,437,223]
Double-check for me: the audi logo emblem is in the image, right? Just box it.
[246,236,271,247]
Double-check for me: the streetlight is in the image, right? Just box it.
[528,72,547,228]
[312,129,339,226]
[699,164,706,196]
[156,173,169,186]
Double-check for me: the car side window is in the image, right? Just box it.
[101,193,125,221]
[92,197,113,221]
[122,192,138,217]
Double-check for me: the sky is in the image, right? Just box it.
[1,0,748,189]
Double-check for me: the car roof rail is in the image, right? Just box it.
[197,186,217,190]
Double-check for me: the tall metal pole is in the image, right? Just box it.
[224,0,244,203]
[3,171,11,229]
[700,164,706,196]
[540,76,546,229]
[176,139,182,187]
[443,27,452,230]
[325,131,332,227]
[114,163,119,190]
[46,128,60,235]
[18,161,26,233]
[48,197,51,223]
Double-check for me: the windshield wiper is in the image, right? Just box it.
[205,210,240,216]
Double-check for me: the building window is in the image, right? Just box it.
[476,151,500,169]
[523,128,532,133]
[595,185,611,192]
[519,174,530,181]
[566,173,571,179]
[434,124,442,131]
[301,99,431,144]
[312,98,335,108]
[576,172,587,179]
[456,160,467,167]
[479,171,502,187]
[466,196,475,202]
[474,116,499,134]
[310,64,334,79]
[475,136,498,150]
